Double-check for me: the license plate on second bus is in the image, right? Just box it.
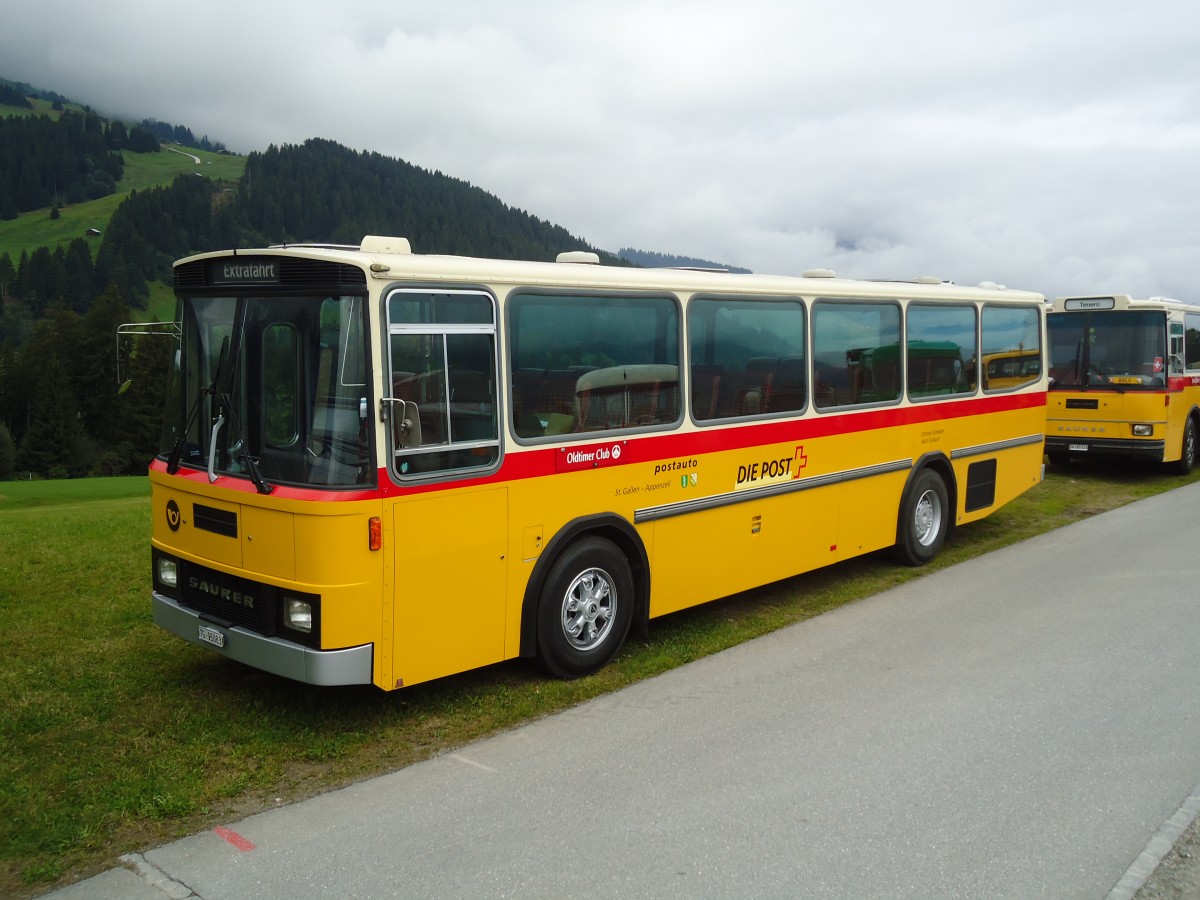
[1069,444,1088,451]
[198,624,226,648]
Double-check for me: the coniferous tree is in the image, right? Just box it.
[0,339,13,436]
[0,421,14,480]
[0,182,16,220]
[0,252,14,299]
[77,285,132,446]
[16,354,91,478]
[114,330,171,472]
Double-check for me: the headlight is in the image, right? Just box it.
[284,598,313,633]
[157,557,178,588]
[1133,424,1153,436]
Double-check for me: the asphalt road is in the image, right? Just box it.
[46,481,1200,899]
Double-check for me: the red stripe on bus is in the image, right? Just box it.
[151,391,1045,502]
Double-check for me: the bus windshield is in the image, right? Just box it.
[1048,310,1167,389]
[159,293,373,488]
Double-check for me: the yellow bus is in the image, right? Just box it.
[1046,294,1200,473]
[150,237,1046,690]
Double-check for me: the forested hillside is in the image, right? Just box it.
[0,94,620,480]
[0,109,159,219]
[619,247,751,273]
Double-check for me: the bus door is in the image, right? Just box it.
[384,289,508,688]
[390,487,508,688]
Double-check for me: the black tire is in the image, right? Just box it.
[536,537,634,679]
[1171,418,1196,475]
[1047,452,1072,467]
[893,468,950,567]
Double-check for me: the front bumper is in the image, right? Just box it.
[1044,435,1165,461]
[152,592,373,686]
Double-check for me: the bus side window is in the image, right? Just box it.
[509,293,681,436]
[981,305,1041,392]
[906,304,976,400]
[814,302,901,408]
[688,297,805,421]
[387,290,500,476]
[1185,313,1200,372]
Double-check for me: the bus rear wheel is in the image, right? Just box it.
[893,468,949,566]
[537,537,634,679]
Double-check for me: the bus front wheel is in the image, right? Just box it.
[537,536,634,679]
[1170,418,1196,475]
[894,468,949,567]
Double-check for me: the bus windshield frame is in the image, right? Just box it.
[159,292,374,490]
[1048,309,1168,390]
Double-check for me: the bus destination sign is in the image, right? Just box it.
[210,258,280,284]
[1063,297,1116,311]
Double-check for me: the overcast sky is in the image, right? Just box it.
[3,0,1198,299]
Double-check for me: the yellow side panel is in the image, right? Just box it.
[836,471,908,562]
[957,440,1046,526]
[650,485,840,617]
[1163,390,1199,462]
[393,487,508,687]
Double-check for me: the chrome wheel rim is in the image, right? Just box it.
[914,488,943,548]
[561,567,616,651]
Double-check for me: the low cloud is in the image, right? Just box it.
[3,0,1198,299]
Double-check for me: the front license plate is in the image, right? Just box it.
[198,624,226,648]
[1069,444,1088,452]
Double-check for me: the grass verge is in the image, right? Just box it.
[1,463,1195,896]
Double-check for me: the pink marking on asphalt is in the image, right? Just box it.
[214,826,256,851]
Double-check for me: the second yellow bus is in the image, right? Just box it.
[1046,294,1200,473]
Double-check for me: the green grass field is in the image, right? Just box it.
[0,464,1195,897]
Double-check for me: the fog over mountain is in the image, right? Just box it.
[4,0,1199,299]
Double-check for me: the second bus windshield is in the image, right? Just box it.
[1048,310,1167,389]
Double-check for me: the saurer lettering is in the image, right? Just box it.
[188,576,256,609]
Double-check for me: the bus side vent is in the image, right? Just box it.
[964,459,998,513]
[173,261,207,288]
[280,259,367,286]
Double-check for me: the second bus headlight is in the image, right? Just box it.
[1133,424,1154,436]
[284,598,313,633]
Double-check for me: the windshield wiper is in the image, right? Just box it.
[167,336,228,475]
[165,310,272,493]
[213,387,273,495]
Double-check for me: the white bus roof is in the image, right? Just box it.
[176,235,1045,304]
